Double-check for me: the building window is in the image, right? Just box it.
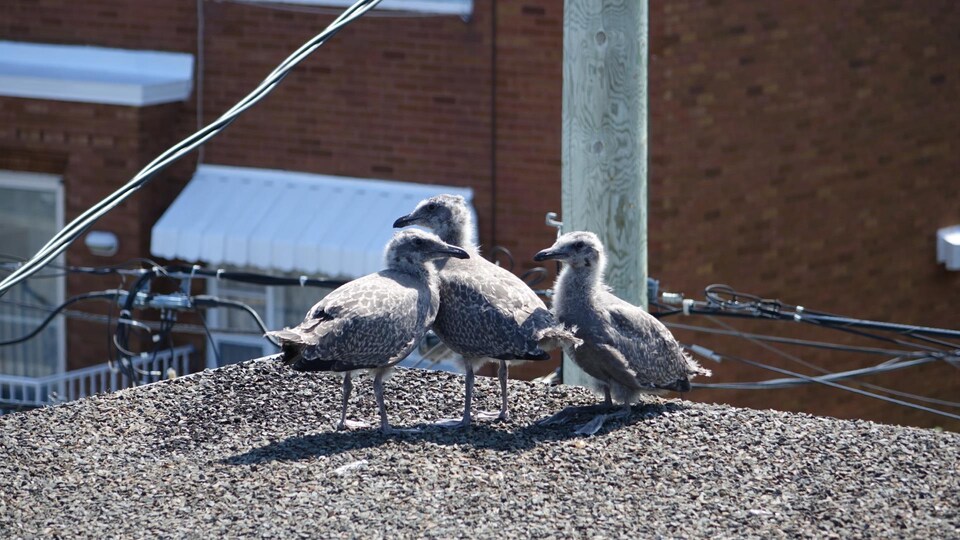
[206,270,333,368]
[0,171,65,377]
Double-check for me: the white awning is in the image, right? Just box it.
[0,41,193,106]
[150,165,475,278]
[252,0,473,17]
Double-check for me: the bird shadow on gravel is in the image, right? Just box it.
[220,401,687,465]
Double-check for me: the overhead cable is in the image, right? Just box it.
[0,0,383,299]
[688,345,960,422]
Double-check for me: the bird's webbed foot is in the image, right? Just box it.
[431,416,472,429]
[335,419,372,431]
[380,425,422,435]
[536,403,613,427]
[572,406,632,436]
[474,409,510,423]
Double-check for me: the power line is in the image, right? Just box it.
[3,255,348,289]
[0,0,384,299]
[660,284,960,341]
[691,355,938,390]
[655,285,960,357]
[687,314,960,419]
[665,321,933,358]
[695,348,960,423]
[0,291,121,347]
[192,295,279,346]
[705,312,959,400]
[197,309,221,368]
[0,297,279,338]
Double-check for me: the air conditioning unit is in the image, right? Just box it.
[936,225,960,271]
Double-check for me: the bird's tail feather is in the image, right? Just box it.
[535,324,582,352]
[682,351,712,378]
[265,327,309,366]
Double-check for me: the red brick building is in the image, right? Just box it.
[1,0,957,428]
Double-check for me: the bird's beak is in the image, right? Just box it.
[437,245,470,259]
[533,246,564,262]
[393,213,417,228]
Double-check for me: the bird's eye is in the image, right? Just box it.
[426,203,437,211]
[574,241,585,249]
[414,238,424,246]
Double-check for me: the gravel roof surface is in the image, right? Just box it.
[2,358,957,539]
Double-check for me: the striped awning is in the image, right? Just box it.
[151,164,475,278]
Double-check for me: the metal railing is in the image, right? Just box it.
[0,345,194,410]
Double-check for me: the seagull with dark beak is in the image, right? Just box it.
[394,194,580,426]
[267,229,469,434]
[534,231,710,435]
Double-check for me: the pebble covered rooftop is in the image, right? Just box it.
[2,358,958,538]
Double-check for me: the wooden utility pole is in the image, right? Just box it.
[560,0,647,386]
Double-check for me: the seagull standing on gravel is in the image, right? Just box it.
[394,195,581,426]
[534,231,711,435]
[266,229,469,434]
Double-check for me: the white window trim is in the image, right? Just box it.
[208,332,274,368]
[206,278,278,369]
[251,0,472,17]
[0,170,65,375]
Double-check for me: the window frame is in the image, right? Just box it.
[0,170,66,375]
[206,277,275,369]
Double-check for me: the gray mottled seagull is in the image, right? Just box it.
[534,231,711,435]
[394,194,580,426]
[266,229,469,434]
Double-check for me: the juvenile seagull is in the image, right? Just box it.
[394,195,580,425]
[534,231,711,435]
[266,229,469,434]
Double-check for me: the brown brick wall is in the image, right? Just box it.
[2,1,958,429]
[2,0,196,52]
[197,1,494,242]
[647,0,960,430]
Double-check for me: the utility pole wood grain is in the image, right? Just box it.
[560,0,647,386]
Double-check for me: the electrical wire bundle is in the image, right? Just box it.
[0,257,348,388]
[651,284,960,423]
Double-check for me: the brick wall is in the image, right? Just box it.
[197,1,494,240]
[647,0,960,430]
[2,0,957,429]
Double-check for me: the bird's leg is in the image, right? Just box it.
[372,370,393,434]
[604,386,613,408]
[335,372,369,431]
[475,360,510,422]
[498,360,510,421]
[461,363,475,426]
[433,361,476,428]
[372,370,420,435]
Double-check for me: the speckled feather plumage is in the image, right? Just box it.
[393,195,580,423]
[433,256,567,360]
[266,230,455,373]
[274,270,438,371]
[396,194,579,361]
[266,229,468,433]
[542,231,710,404]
